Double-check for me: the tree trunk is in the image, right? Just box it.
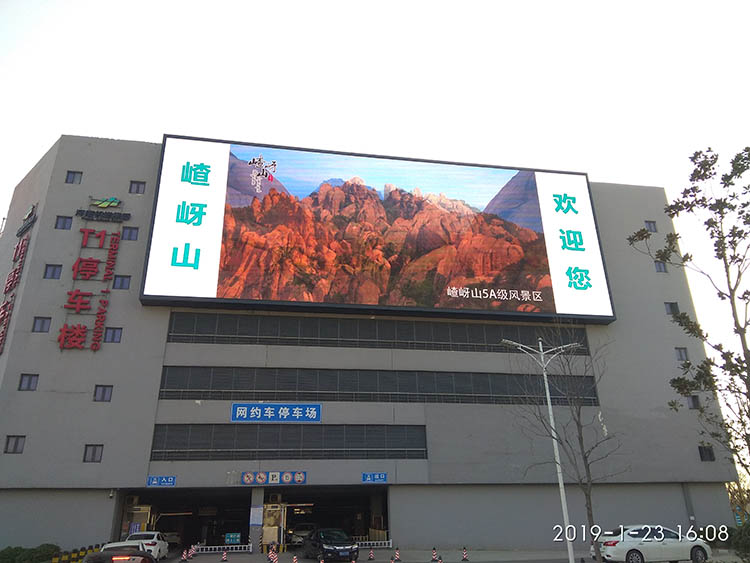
[584,485,603,563]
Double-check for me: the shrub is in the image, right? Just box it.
[732,525,750,563]
[0,544,60,563]
[0,547,26,563]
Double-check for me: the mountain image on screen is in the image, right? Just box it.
[483,170,543,232]
[226,152,290,206]
[218,169,554,314]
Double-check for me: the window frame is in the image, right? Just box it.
[93,384,113,402]
[4,435,25,454]
[65,170,82,184]
[129,181,146,194]
[32,317,51,333]
[121,227,139,241]
[698,445,715,462]
[103,327,122,343]
[688,395,701,410]
[654,260,668,273]
[43,264,63,280]
[18,373,39,391]
[83,444,104,463]
[644,220,658,233]
[675,347,689,362]
[664,302,680,315]
[55,216,73,230]
[113,275,131,290]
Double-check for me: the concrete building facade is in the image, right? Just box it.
[0,135,736,550]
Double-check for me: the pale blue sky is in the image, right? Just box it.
[230,143,518,208]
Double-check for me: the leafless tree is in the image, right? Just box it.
[509,327,627,563]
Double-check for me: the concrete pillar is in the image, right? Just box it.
[251,488,264,550]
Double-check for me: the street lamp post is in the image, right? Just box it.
[502,337,580,563]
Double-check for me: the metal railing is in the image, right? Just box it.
[194,544,253,554]
[355,540,392,548]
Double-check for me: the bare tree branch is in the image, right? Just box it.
[511,324,623,563]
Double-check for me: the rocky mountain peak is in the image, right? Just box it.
[483,170,543,232]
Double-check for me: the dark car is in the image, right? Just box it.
[303,528,359,561]
[82,550,157,563]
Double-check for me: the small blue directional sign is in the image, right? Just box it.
[362,472,387,483]
[147,475,176,487]
[225,533,241,545]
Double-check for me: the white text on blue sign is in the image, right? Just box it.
[147,475,176,487]
[362,472,388,483]
[231,403,321,422]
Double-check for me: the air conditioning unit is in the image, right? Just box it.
[125,495,139,506]
[268,493,281,504]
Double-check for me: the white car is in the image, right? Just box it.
[592,525,711,563]
[288,523,316,546]
[100,541,147,553]
[125,532,169,560]
[163,532,181,546]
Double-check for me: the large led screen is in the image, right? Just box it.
[142,135,614,322]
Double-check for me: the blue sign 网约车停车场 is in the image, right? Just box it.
[231,403,321,422]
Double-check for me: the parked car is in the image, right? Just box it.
[125,532,169,560]
[302,528,358,561]
[162,533,182,546]
[591,525,711,563]
[100,541,147,553]
[82,549,156,563]
[288,523,316,546]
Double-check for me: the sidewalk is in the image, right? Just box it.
[173,548,742,563]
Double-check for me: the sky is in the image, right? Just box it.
[0,0,748,354]
[229,142,518,206]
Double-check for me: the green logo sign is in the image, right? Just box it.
[90,197,122,208]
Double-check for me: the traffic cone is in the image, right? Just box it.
[368,549,374,561]
[221,552,227,562]
[394,549,401,562]
[431,548,438,562]
[293,557,298,563]
[181,551,188,562]
[462,547,469,561]
[319,558,325,563]
[438,558,443,563]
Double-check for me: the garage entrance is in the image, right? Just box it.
[117,486,388,550]
[118,489,253,547]
[268,486,388,548]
